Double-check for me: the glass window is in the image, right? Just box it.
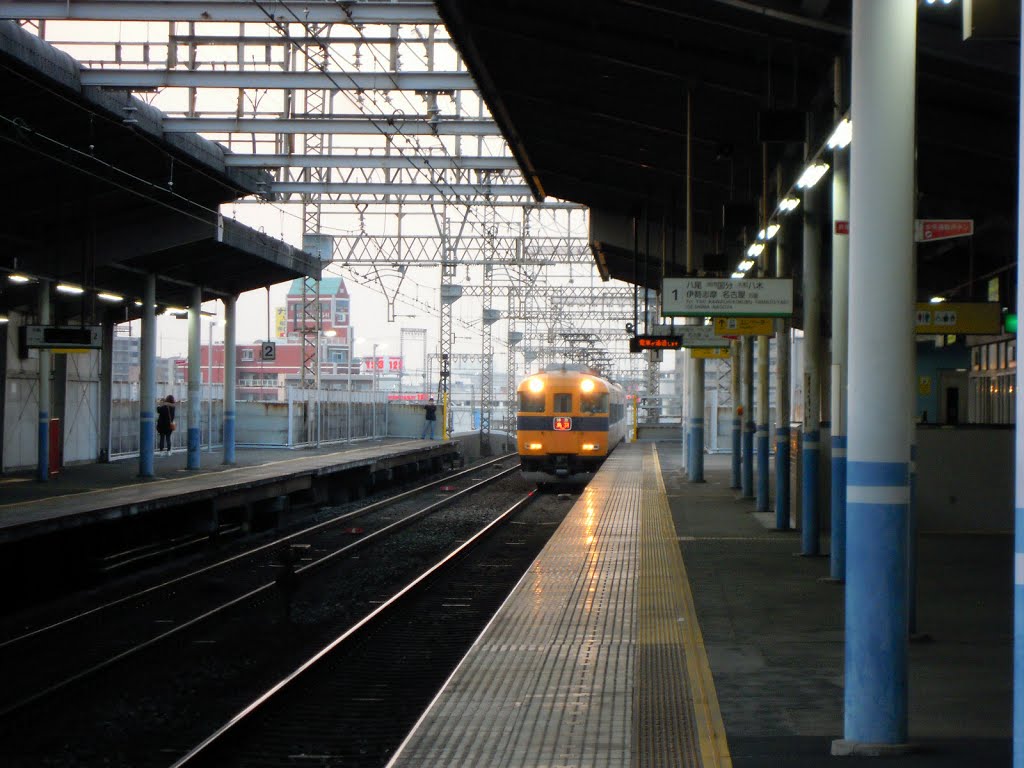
[580,392,609,414]
[334,298,349,326]
[518,391,545,412]
[241,349,254,361]
[553,393,572,413]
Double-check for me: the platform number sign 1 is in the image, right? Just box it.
[262,341,277,361]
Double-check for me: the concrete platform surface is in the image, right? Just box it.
[664,451,1011,766]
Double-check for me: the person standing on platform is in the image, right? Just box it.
[156,395,176,454]
[421,397,437,440]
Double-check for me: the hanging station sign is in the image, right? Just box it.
[712,317,775,336]
[914,302,1000,335]
[662,278,793,318]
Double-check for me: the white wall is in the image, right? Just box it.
[63,350,101,464]
[3,311,39,471]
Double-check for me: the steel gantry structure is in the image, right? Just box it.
[7,2,668,445]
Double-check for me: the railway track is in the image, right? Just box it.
[0,457,566,767]
[0,456,528,741]
[172,492,540,767]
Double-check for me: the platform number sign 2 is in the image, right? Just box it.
[262,341,277,361]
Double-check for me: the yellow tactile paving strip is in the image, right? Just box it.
[388,442,731,767]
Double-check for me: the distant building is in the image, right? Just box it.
[178,277,401,400]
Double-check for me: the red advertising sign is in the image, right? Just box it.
[835,220,849,235]
[914,219,973,242]
[361,356,403,373]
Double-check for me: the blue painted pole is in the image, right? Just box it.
[731,341,741,489]
[688,351,705,481]
[830,58,850,582]
[756,333,770,512]
[757,423,770,512]
[688,417,704,481]
[1014,3,1024,764]
[36,281,50,482]
[742,337,754,498]
[801,430,820,555]
[800,105,822,554]
[775,205,792,530]
[139,274,156,478]
[187,286,202,470]
[830,435,847,579]
[835,1,915,752]
[775,426,791,529]
[908,442,918,635]
[223,295,237,465]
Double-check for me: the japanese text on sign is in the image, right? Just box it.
[662,278,793,317]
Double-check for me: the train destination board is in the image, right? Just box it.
[637,324,730,349]
[713,317,774,336]
[662,278,793,317]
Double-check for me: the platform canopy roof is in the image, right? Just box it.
[0,21,320,323]
[435,0,1019,314]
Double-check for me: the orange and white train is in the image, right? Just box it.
[516,366,627,486]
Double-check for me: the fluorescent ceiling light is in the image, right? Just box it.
[929,296,946,303]
[739,259,756,271]
[731,271,745,279]
[98,292,124,302]
[57,283,84,294]
[796,163,830,189]
[765,224,780,239]
[779,197,800,213]
[8,274,31,284]
[746,243,764,257]
[0,316,8,324]
[826,118,852,149]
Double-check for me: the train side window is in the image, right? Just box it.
[553,393,572,413]
[518,391,545,412]
[580,392,608,414]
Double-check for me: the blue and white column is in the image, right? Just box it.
[187,286,202,470]
[757,324,770,511]
[834,0,916,753]
[801,142,822,557]
[831,101,850,581]
[775,218,792,529]
[139,274,156,477]
[742,336,754,499]
[688,354,705,481]
[1014,2,1024,763]
[223,295,237,465]
[36,281,50,482]
[731,340,741,489]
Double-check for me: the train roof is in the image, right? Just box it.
[517,368,622,392]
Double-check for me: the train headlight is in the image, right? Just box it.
[582,443,600,451]
[527,442,543,450]
[527,377,544,393]
[580,378,595,393]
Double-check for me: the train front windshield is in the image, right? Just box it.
[580,392,609,414]
[518,391,545,412]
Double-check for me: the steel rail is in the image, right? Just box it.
[0,463,520,719]
[0,453,516,651]
[170,489,536,767]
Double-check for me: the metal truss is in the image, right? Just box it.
[225,155,519,170]
[20,8,671,409]
[333,235,593,267]
[80,70,475,90]
[4,2,443,24]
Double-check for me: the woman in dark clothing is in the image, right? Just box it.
[156,395,176,453]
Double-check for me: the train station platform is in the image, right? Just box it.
[388,442,1011,767]
[0,438,459,545]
